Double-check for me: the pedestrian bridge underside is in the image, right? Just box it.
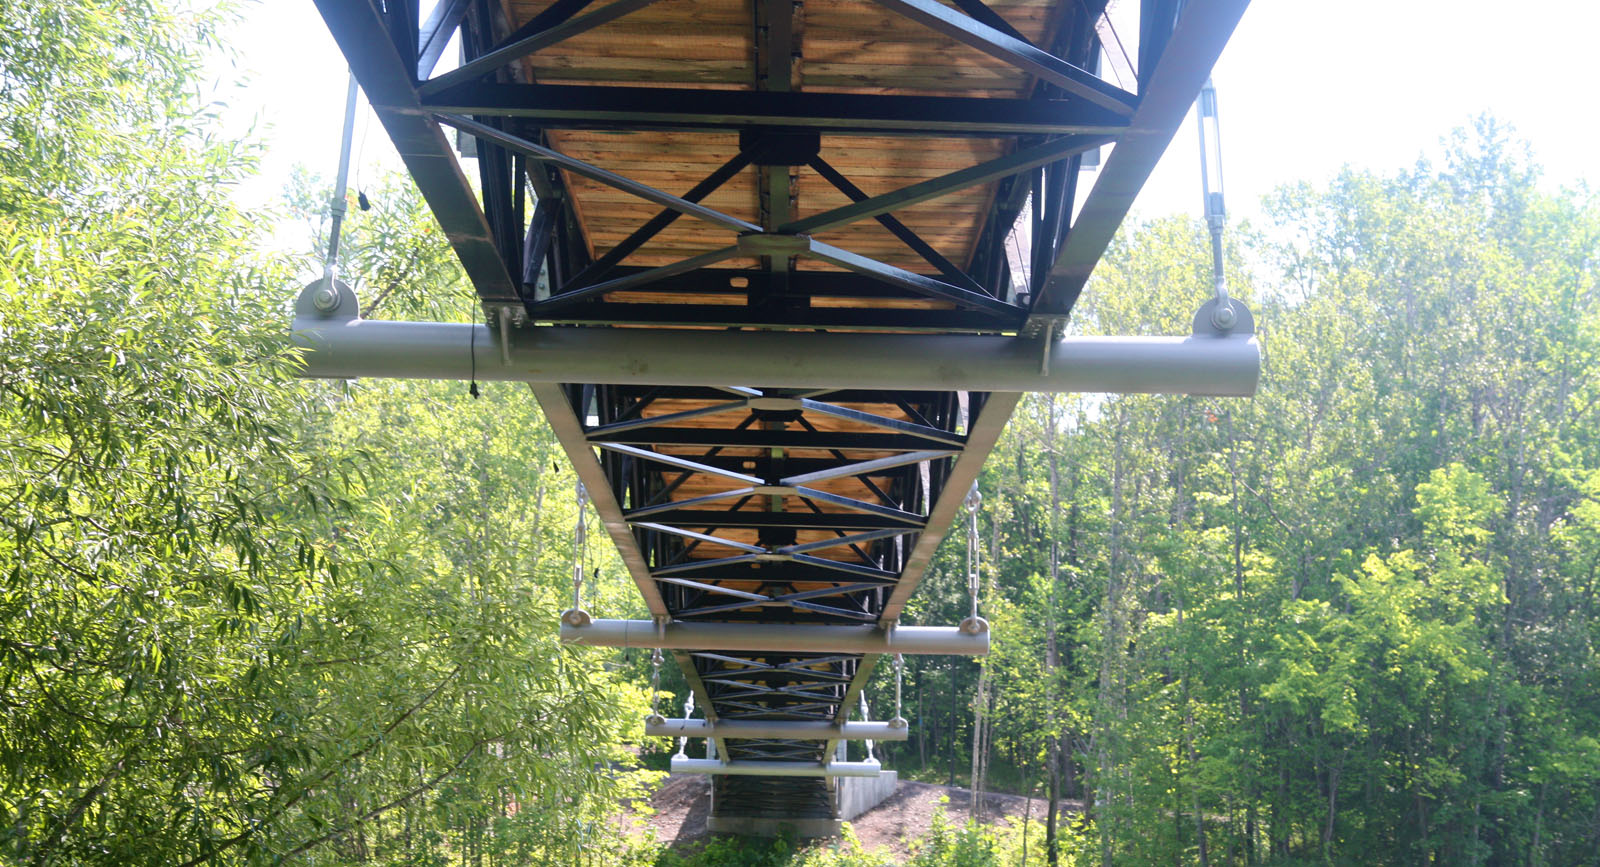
[301,0,1253,830]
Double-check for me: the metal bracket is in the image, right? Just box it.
[1192,296,1254,337]
[738,232,810,257]
[295,276,360,321]
[560,608,592,627]
[1037,317,1066,374]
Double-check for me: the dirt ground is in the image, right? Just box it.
[632,774,1083,861]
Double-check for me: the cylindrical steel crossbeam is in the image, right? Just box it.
[646,719,909,741]
[561,618,990,655]
[291,316,1260,396]
[670,757,882,778]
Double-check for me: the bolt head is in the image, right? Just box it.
[312,285,341,313]
[1211,302,1238,331]
[560,608,592,627]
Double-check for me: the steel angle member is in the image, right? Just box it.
[560,618,990,655]
[291,317,1261,397]
[670,757,882,778]
[646,719,909,741]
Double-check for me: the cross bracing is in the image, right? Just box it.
[306,0,1253,828]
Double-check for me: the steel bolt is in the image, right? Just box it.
[312,284,341,314]
[957,616,989,635]
[1211,301,1237,331]
[561,608,593,627]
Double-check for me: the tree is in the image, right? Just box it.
[0,2,653,862]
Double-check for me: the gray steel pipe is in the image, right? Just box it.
[291,317,1260,396]
[646,719,909,741]
[670,757,882,778]
[561,618,989,655]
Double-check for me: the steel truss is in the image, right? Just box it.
[310,0,1251,826]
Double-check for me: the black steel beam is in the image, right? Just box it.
[637,511,921,532]
[530,381,732,759]
[520,198,557,291]
[588,428,963,452]
[417,0,470,79]
[807,156,984,295]
[882,393,1015,623]
[870,0,1137,114]
[657,563,899,584]
[949,0,1033,44]
[803,240,1021,318]
[439,114,762,233]
[536,247,743,306]
[532,267,983,300]
[1027,0,1250,332]
[311,0,519,301]
[630,454,921,481]
[418,82,1132,136]
[529,302,1018,333]
[418,0,664,96]
[780,133,1112,235]
[562,152,755,291]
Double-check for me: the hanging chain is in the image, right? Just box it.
[891,653,907,727]
[860,693,875,761]
[965,482,983,623]
[676,691,695,757]
[647,648,663,721]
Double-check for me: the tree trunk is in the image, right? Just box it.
[1047,761,1061,867]
[946,692,958,787]
[1045,393,1063,867]
[1323,749,1344,858]
[1022,770,1033,867]
[970,665,988,818]
[1097,410,1130,867]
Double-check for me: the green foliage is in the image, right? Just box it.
[880,119,1600,866]
[978,120,1598,866]
[650,825,895,867]
[5,1,1600,865]
[639,810,1087,867]
[0,1,653,863]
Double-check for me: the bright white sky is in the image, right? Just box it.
[221,0,1600,229]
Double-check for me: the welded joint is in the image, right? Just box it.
[737,232,809,256]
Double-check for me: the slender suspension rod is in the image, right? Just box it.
[322,73,360,277]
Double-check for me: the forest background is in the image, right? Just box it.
[2,1,1598,865]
